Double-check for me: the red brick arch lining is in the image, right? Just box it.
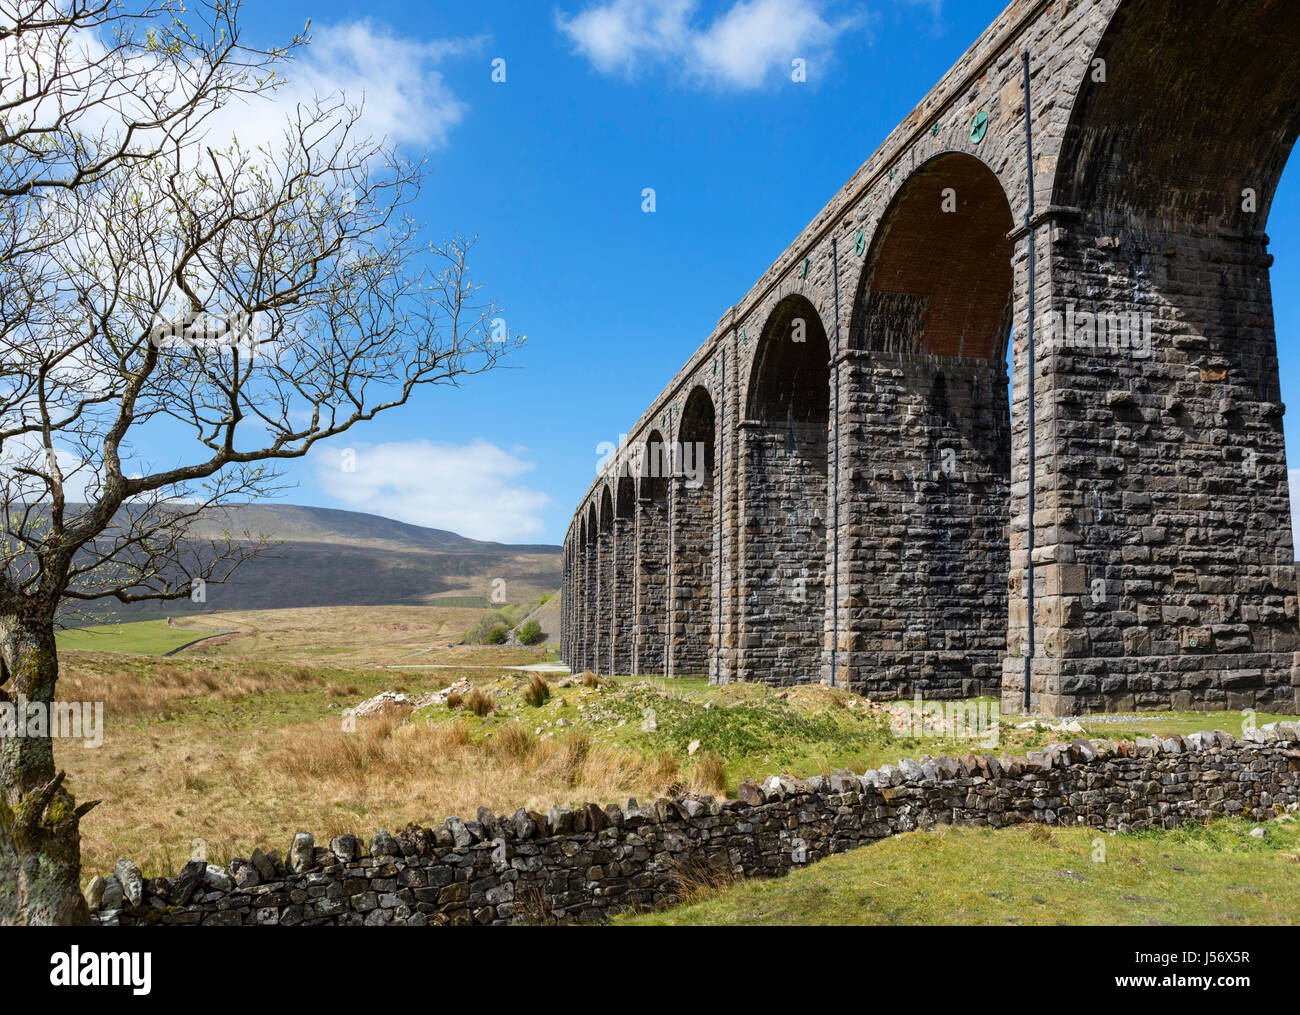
[856,152,1014,361]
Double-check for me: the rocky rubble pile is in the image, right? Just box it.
[342,680,476,718]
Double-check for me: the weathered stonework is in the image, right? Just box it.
[562,0,1300,716]
[96,723,1300,926]
[635,476,669,677]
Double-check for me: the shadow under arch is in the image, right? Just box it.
[594,485,614,675]
[581,502,598,672]
[607,473,637,675]
[839,150,1013,700]
[740,293,831,686]
[671,384,717,679]
[634,429,670,677]
[851,150,1014,359]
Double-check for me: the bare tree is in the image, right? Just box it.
[0,0,302,196]
[0,3,518,924]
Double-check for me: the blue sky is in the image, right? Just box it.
[199,0,1300,545]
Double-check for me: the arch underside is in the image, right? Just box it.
[635,431,670,676]
[740,296,830,686]
[672,387,717,678]
[842,152,1013,698]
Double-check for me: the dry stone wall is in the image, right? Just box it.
[93,722,1300,927]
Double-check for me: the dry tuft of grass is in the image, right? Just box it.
[659,752,686,797]
[431,721,472,749]
[57,655,341,718]
[580,670,602,688]
[271,714,406,785]
[523,673,551,708]
[120,716,684,880]
[551,731,589,786]
[445,690,464,710]
[515,883,555,926]
[489,722,536,762]
[663,851,740,907]
[691,751,729,795]
[466,687,495,717]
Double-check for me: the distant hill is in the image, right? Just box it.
[182,503,557,555]
[67,503,560,623]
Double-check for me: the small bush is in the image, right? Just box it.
[465,607,522,644]
[580,670,602,688]
[445,691,463,710]
[523,673,551,707]
[466,687,495,717]
[517,619,544,645]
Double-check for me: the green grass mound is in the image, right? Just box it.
[618,818,1300,926]
[56,619,219,656]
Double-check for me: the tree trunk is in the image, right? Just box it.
[0,611,92,925]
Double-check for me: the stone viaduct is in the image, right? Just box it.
[560,0,1300,717]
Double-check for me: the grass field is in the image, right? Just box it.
[48,602,1300,922]
[53,605,1296,892]
[617,819,1300,926]
[57,604,549,666]
[56,619,222,656]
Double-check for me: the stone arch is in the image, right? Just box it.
[670,384,717,679]
[1053,0,1300,230]
[608,474,637,675]
[595,486,614,674]
[745,294,832,424]
[635,429,670,676]
[740,294,830,686]
[840,150,1013,700]
[616,474,636,520]
[580,505,597,673]
[598,485,614,533]
[1013,0,1300,714]
[851,150,1014,358]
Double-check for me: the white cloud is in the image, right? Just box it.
[1,18,477,160]
[312,439,551,542]
[0,432,98,505]
[203,20,481,152]
[556,0,862,90]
